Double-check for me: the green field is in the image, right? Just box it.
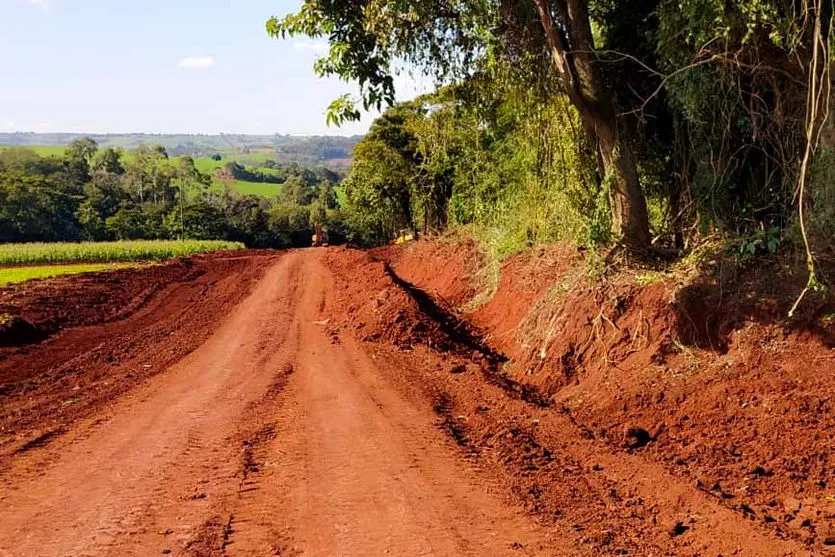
[0,145,285,198]
[0,240,243,266]
[0,263,141,286]
[0,145,67,157]
[230,180,282,197]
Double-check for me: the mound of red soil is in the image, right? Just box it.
[371,239,835,553]
[373,238,485,308]
[0,251,276,459]
[324,246,827,555]
[324,247,451,350]
[0,260,202,344]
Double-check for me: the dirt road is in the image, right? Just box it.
[0,248,828,557]
[0,252,557,556]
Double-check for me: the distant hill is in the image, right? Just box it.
[0,133,361,169]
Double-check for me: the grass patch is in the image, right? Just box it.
[225,180,282,197]
[0,263,141,286]
[634,270,670,286]
[0,240,243,266]
[0,145,66,157]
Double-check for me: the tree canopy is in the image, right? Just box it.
[269,0,835,266]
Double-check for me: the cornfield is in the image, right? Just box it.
[0,240,244,266]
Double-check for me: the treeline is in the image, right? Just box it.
[0,133,360,168]
[0,139,344,248]
[274,0,835,265]
[220,161,340,186]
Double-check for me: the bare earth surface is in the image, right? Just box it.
[0,252,558,556]
[0,248,829,556]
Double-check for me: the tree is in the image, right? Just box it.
[63,138,99,185]
[269,204,312,247]
[280,175,316,206]
[106,206,148,240]
[531,0,649,249]
[66,137,99,166]
[78,171,128,240]
[343,137,415,241]
[267,0,651,249]
[164,201,227,240]
[93,147,125,175]
[128,145,172,205]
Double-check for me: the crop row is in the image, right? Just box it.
[0,240,243,266]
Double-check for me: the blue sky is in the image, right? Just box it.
[0,0,428,135]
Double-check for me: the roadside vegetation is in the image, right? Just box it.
[271,0,835,314]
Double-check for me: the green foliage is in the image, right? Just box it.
[736,225,782,260]
[271,0,831,267]
[341,76,608,252]
[326,95,362,127]
[0,240,242,266]
[267,0,492,112]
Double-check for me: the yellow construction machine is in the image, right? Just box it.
[394,228,415,245]
[312,223,329,247]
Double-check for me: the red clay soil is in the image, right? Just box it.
[0,250,565,557]
[0,252,276,460]
[381,240,583,358]
[0,244,832,556]
[377,239,835,554]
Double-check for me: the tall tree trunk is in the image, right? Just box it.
[533,0,650,251]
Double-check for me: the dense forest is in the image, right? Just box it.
[270,0,835,301]
[0,139,343,248]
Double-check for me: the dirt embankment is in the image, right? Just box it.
[0,252,277,460]
[363,240,835,554]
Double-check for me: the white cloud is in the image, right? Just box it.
[292,41,329,55]
[34,121,56,131]
[178,56,216,70]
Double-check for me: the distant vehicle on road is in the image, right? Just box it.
[312,223,329,247]
[394,228,415,245]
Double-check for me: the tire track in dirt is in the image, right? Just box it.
[212,253,565,556]
[0,254,303,556]
[0,254,275,462]
[0,250,568,556]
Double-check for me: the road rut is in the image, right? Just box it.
[0,251,555,556]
